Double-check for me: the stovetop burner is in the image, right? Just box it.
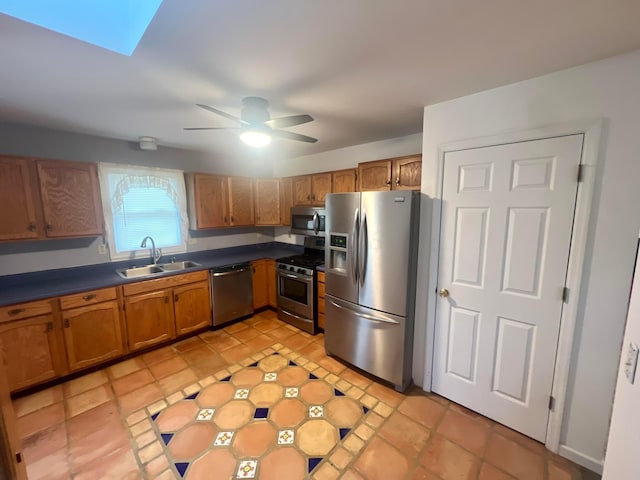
[276,253,324,269]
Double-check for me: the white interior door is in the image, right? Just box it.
[432,134,583,442]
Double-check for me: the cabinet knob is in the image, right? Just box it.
[46,322,53,332]
[28,223,36,232]
[64,319,70,328]
[395,177,400,185]
[231,216,235,223]
[312,195,315,200]
[174,294,179,302]
[224,216,228,224]
[386,178,391,185]
[82,294,96,301]
[45,223,53,231]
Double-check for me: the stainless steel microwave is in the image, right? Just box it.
[290,206,326,236]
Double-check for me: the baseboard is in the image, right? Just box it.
[558,445,604,475]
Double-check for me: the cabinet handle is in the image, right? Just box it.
[165,296,170,304]
[82,294,96,301]
[28,223,36,232]
[174,294,179,302]
[45,223,53,231]
[386,178,391,185]
[8,308,25,316]
[64,319,70,328]
[395,177,400,185]
[46,322,53,332]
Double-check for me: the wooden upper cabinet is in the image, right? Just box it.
[293,175,312,205]
[392,154,422,190]
[311,173,332,205]
[0,156,41,241]
[36,160,103,238]
[332,169,357,194]
[358,160,393,191]
[186,173,229,228]
[228,176,254,226]
[280,178,293,226]
[254,179,281,226]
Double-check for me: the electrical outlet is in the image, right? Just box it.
[98,244,108,255]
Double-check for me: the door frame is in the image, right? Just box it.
[422,119,602,452]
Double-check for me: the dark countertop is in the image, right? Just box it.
[0,242,303,307]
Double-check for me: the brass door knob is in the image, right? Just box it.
[438,288,450,298]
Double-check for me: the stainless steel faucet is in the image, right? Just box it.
[140,236,161,264]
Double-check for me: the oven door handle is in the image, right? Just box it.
[281,309,311,322]
[328,300,400,325]
[278,271,312,283]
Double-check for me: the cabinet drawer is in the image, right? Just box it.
[123,270,209,296]
[59,287,117,310]
[0,299,53,323]
[317,281,325,298]
[317,271,325,282]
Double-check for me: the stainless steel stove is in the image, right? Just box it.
[276,237,324,334]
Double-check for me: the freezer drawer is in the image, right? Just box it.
[325,294,412,390]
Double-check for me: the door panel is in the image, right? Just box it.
[433,134,583,442]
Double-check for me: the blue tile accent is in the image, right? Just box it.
[363,406,370,414]
[308,457,322,473]
[150,412,160,421]
[288,360,297,366]
[309,373,319,380]
[253,407,269,419]
[175,462,189,477]
[334,388,345,397]
[221,375,232,382]
[249,361,259,367]
[339,428,351,440]
[185,392,199,400]
[161,433,174,445]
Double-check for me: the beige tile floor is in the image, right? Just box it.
[13,310,599,479]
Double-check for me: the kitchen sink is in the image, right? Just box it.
[116,260,202,279]
[157,260,201,271]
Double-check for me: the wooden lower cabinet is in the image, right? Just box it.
[174,281,211,336]
[62,300,123,372]
[252,259,269,310]
[124,290,176,352]
[317,271,326,330]
[0,313,65,391]
[266,259,277,308]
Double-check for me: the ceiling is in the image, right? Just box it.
[1,0,640,163]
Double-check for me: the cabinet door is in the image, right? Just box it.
[36,160,104,237]
[62,301,123,372]
[280,178,293,226]
[251,260,269,310]
[124,290,175,352]
[332,169,357,194]
[293,175,312,205]
[174,281,211,336]
[189,174,229,228]
[311,173,332,205]
[228,177,254,226]
[358,160,392,191]
[266,259,277,308]
[0,157,42,241]
[254,179,281,226]
[0,315,64,391]
[392,155,422,190]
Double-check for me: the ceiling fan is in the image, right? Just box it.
[184,96,318,147]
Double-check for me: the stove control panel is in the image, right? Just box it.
[276,262,315,278]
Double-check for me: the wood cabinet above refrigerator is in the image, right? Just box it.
[358,154,422,191]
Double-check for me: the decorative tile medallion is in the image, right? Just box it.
[236,459,258,478]
[142,346,392,478]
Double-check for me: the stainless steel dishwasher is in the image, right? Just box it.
[210,262,254,327]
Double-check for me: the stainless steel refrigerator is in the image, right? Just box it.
[324,191,420,391]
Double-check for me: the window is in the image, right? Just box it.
[99,163,189,260]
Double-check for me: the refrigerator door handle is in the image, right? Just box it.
[328,300,400,325]
[351,208,359,284]
[359,210,368,287]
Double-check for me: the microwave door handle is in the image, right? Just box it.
[312,211,320,235]
[359,210,367,287]
[351,208,359,284]
[328,300,399,325]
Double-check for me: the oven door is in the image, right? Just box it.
[277,269,314,319]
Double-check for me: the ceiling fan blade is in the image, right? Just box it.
[271,129,318,143]
[266,114,314,129]
[183,127,240,130]
[196,104,249,125]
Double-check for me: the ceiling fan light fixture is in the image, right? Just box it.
[240,129,272,148]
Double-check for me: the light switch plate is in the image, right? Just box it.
[624,342,639,384]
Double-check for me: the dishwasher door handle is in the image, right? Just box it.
[212,267,249,277]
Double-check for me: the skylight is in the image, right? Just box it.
[0,0,163,56]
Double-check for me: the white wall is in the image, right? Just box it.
[417,50,640,470]
[603,239,640,480]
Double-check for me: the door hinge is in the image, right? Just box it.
[562,287,570,303]
[577,164,584,182]
[549,395,555,410]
